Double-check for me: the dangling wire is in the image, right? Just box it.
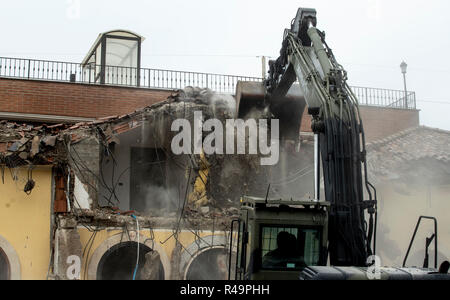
[132,215,139,281]
[24,165,36,195]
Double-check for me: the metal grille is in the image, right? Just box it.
[351,86,416,110]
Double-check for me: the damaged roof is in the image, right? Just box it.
[0,88,226,167]
[366,126,450,185]
[4,88,450,189]
[0,121,71,167]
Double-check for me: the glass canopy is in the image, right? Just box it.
[81,30,144,86]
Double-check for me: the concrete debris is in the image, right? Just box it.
[71,208,156,228]
[18,152,28,160]
[1,89,279,214]
[31,136,40,157]
[0,121,72,166]
[103,125,120,145]
[139,251,162,280]
[58,216,78,229]
[200,206,210,214]
[42,135,57,147]
[7,141,21,152]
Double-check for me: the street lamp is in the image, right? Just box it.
[400,61,408,109]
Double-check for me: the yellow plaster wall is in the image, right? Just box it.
[0,166,52,280]
[78,227,225,279]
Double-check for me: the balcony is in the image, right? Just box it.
[0,56,416,110]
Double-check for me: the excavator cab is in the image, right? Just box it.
[229,197,330,280]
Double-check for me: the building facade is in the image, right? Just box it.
[2,30,444,280]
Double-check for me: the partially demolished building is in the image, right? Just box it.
[2,88,448,280]
[1,86,312,280]
[2,30,445,280]
[0,88,267,280]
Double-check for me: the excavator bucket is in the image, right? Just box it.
[235,81,307,140]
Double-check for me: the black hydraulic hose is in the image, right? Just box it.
[346,101,363,262]
[350,102,369,261]
[367,181,378,255]
[346,85,378,258]
[349,115,366,262]
[285,34,373,266]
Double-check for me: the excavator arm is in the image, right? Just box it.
[269,8,378,267]
[239,8,378,267]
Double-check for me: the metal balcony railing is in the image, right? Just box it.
[0,56,416,109]
[351,86,416,110]
[0,57,260,94]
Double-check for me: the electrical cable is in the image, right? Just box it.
[160,167,192,245]
[131,215,139,281]
[68,137,120,205]
[82,229,99,280]
[270,166,314,186]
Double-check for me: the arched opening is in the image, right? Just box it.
[96,242,164,280]
[185,247,230,280]
[0,247,10,280]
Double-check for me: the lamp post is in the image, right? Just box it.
[400,61,408,109]
[260,56,267,80]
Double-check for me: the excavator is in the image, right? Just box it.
[228,7,450,280]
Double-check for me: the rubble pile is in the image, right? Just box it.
[0,121,69,167]
[0,88,286,229]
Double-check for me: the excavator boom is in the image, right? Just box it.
[236,7,377,267]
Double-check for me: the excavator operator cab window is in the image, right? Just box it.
[261,225,321,270]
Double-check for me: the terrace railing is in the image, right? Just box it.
[0,57,416,109]
[351,86,416,110]
[0,57,260,94]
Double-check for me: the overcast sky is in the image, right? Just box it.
[1,0,450,130]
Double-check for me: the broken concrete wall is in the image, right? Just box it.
[96,88,248,214]
[138,88,273,209]
[54,217,82,280]
[92,87,316,215]
[97,120,190,213]
[67,129,101,209]
[73,175,92,209]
